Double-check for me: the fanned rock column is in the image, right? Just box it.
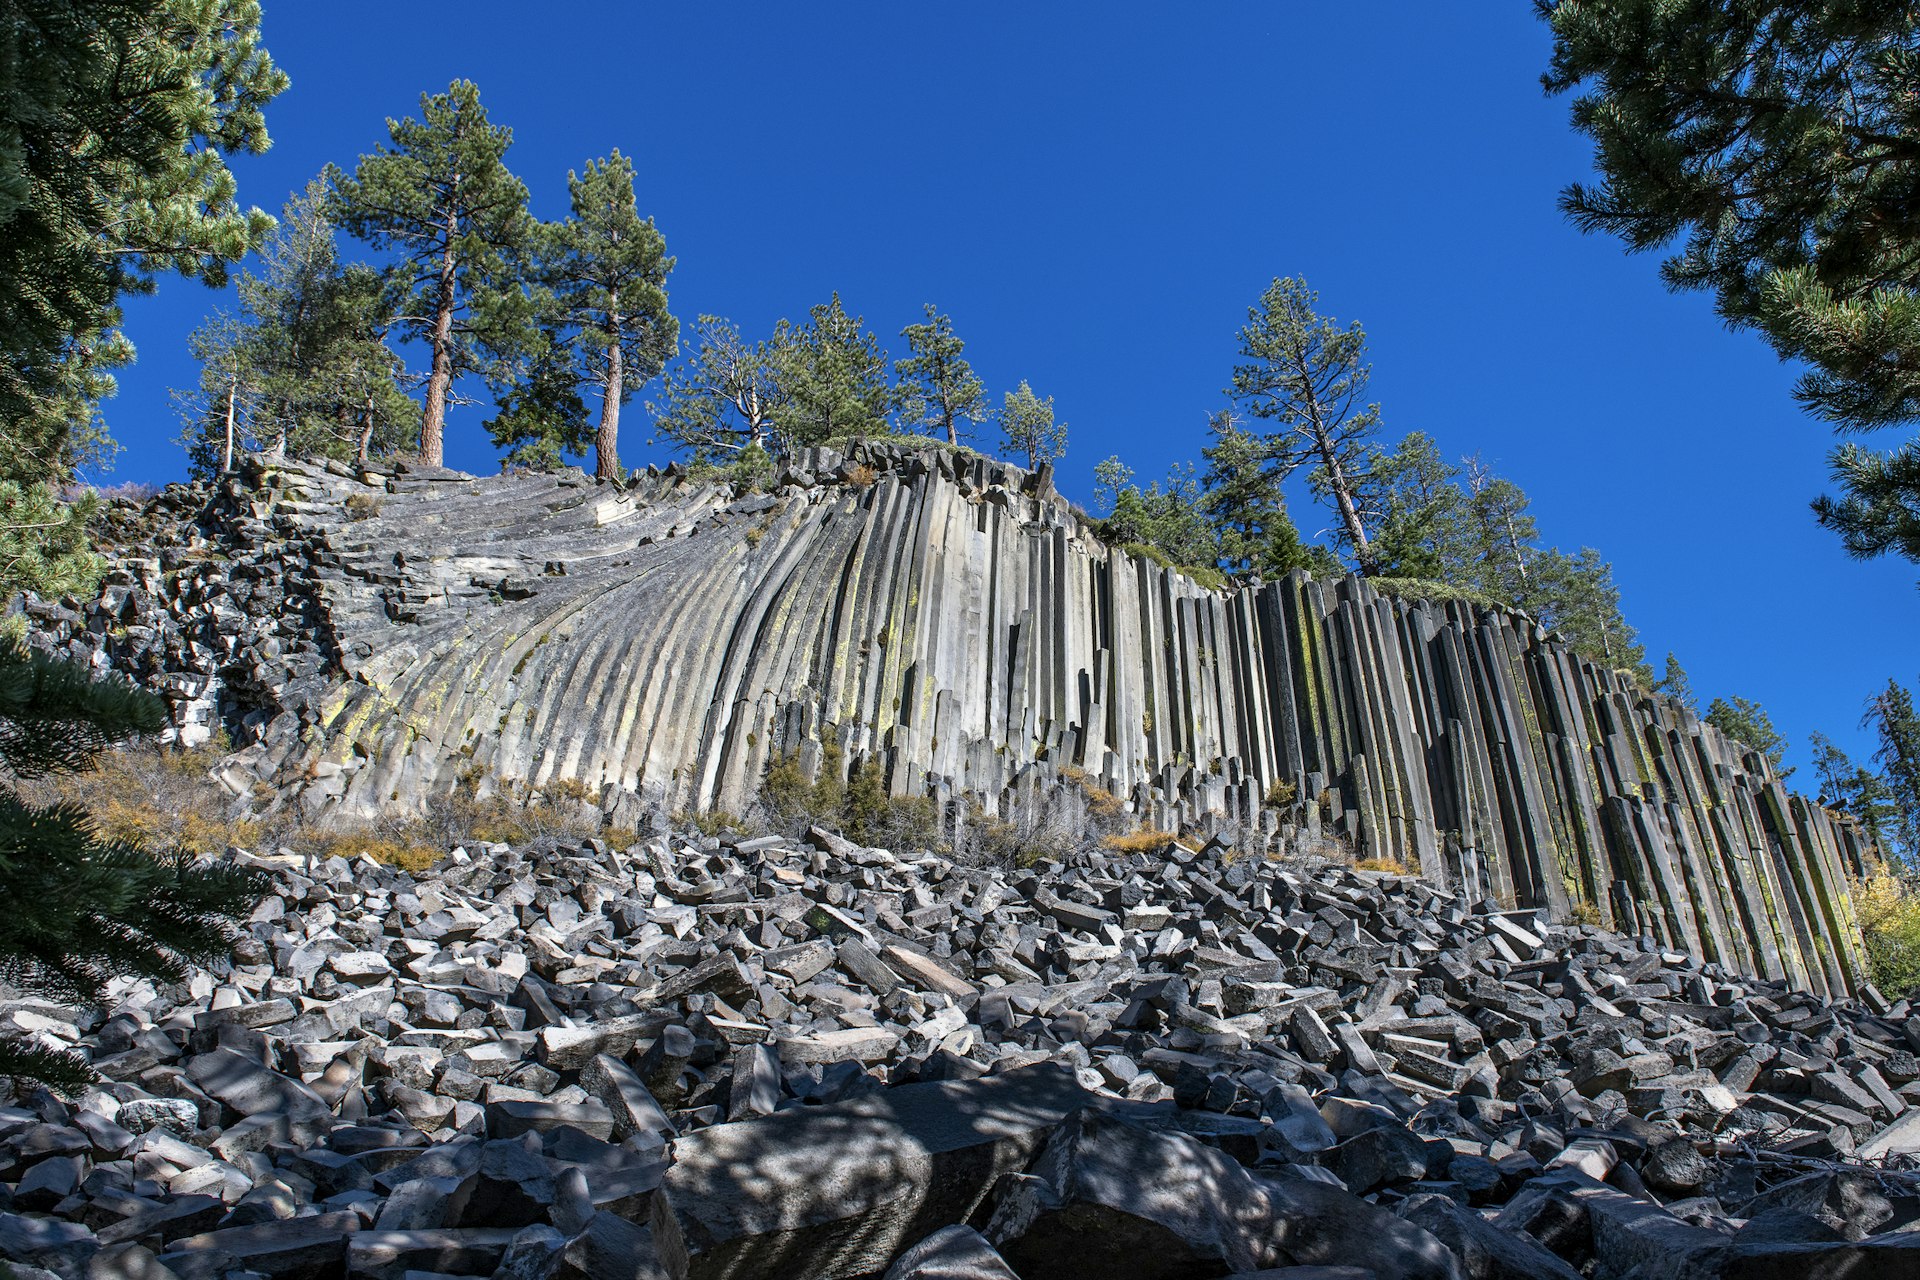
[23,444,1875,993]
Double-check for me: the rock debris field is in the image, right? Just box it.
[3,827,1918,1280]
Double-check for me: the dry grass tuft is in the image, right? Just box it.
[1102,827,1175,853]
[1353,856,1410,875]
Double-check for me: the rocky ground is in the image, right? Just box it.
[1,826,1917,1280]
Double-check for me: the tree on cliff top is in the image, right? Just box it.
[895,306,990,447]
[176,182,417,476]
[1521,547,1648,679]
[0,643,263,1087]
[1538,0,1920,574]
[1654,653,1697,713]
[1706,695,1791,776]
[1202,411,1325,579]
[1228,277,1385,575]
[647,316,783,463]
[765,295,892,447]
[331,80,537,467]
[999,380,1068,470]
[510,152,677,481]
[1868,678,1920,862]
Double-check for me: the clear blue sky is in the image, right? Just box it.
[104,3,1917,779]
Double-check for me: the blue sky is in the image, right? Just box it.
[105,3,1916,778]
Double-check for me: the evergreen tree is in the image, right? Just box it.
[330,80,537,466]
[1706,695,1791,776]
[999,380,1068,470]
[895,306,989,447]
[1813,442,1920,566]
[0,0,286,470]
[0,485,102,603]
[1867,678,1920,862]
[1538,0,1920,571]
[484,325,588,471]
[764,295,891,447]
[177,182,416,475]
[1461,456,1538,605]
[1364,432,1470,580]
[1522,547,1649,678]
[1094,457,1220,571]
[1653,653,1697,712]
[517,152,677,481]
[647,316,783,462]
[0,643,263,1086]
[1202,412,1315,577]
[1810,730,1901,859]
[1228,277,1384,574]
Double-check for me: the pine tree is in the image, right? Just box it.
[647,316,783,463]
[1365,432,1470,581]
[0,0,287,468]
[1522,547,1648,678]
[1810,730,1902,860]
[1653,653,1697,712]
[764,295,891,447]
[1094,457,1221,572]
[1228,277,1384,574]
[484,325,588,471]
[177,182,416,475]
[330,80,537,466]
[895,306,990,447]
[1461,456,1538,605]
[1539,0,1920,572]
[1202,412,1315,578]
[520,152,678,481]
[999,380,1068,470]
[1867,678,1920,862]
[1706,695,1791,776]
[0,643,263,1086]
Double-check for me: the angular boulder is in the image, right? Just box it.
[664,1061,1090,1280]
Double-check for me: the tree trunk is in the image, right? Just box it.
[421,203,459,467]
[221,375,237,474]
[597,339,623,481]
[357,393,376,463]
[596,296,623,482]
[1316,432,1375,574]
[1503,515,1530,585]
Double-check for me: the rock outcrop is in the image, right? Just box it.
[19,444,1873,994]
[2,826,1915,1280]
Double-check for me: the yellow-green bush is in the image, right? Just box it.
[1852,874,1920,997]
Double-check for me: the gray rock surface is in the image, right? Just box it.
[0,803,1912,1280]
[21,445,1873,998]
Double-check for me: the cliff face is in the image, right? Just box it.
[30,444,1871,995]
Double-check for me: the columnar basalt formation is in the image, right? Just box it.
[24,444,1872,994]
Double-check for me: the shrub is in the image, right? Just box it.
[1566,900,1604,927]
[1367,576,1502,610]
[343,492,383,522]
[1264,779,1298,809]
[33,735,262,856]
[845,463,879,488]
[1852,873,1920,997]
[1353,856,1409,875]
[307,832,440,872]
[1102,827,1176,853]
[759,742,942,851]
